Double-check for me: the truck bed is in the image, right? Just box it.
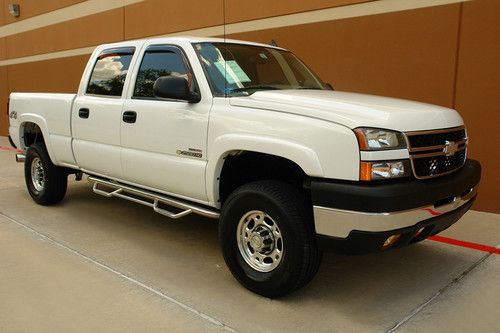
[9,92,77,167]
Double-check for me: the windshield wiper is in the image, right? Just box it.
[227,85,281,93]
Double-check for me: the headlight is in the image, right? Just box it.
[354,128,406,150]
[360,160,411,181]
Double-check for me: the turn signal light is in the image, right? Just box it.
[359,160,411,181]
[360,162,372,181]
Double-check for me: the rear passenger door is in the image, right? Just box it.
[71,47,135,179]
[120,44,210,202]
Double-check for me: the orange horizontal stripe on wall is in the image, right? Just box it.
[124,0,224,40]
[0,38,5,60]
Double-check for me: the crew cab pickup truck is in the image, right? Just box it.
[8,37,481,297]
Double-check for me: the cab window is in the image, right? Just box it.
[133,46,195,99]
[86,47,135,97]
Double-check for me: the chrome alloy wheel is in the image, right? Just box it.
[30,157,45,192]
[236,210,283,272]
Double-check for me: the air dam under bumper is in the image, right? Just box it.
[311,159,481,254]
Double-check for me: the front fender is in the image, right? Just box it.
[206,134,324,207]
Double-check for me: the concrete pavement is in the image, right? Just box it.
[0,136,499,332]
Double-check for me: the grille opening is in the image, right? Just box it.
[412,149,466,178]
[408,128,466,148]
[461,188,473,197]
[434,196,455,208]
[406,127,467,179]
[412,148,443,155]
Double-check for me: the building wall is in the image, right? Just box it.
[0,0,498,213]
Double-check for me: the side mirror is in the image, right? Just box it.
[153,76,201,103]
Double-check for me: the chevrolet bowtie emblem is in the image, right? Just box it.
[443,140,459,156]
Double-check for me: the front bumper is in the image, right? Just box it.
[311,159,481,253]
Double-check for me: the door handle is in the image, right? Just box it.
[79,108,89,119]
[122,111,137,123]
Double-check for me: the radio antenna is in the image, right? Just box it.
[223,0,227,97]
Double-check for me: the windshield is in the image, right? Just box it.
[193,42,327,97]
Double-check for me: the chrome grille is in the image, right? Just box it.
[405,127,467,179]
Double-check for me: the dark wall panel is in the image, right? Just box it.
[0,38,5,59]
[455,0,500,213]
[0,66,8,135]
[124,0,224,39]
[7,55,88,94]
[0,0,4,26]
[228,4,461,107]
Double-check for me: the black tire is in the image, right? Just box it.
[24,142,67,205]
[219,180,321,298]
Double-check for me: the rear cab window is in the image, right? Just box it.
[86,47,135,97]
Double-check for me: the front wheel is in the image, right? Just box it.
[25,142,68,205]
[219,181,321,298]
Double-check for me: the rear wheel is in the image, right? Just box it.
[25,142,67,205]
[219,180,321,298]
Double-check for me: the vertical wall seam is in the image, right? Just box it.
[122,5,125,42]
[452,2,463,109]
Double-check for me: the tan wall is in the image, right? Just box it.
[0,0,498,213]
[225,0,371,23]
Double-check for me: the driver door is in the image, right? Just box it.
[120,44,210,202]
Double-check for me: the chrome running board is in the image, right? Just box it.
[88,176,220,220]
[15,153,25,163]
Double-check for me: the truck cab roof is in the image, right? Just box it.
[95,36,286,52]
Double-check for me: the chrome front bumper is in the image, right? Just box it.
[314,187,476,238]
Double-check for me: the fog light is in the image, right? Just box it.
[382,234,401,249]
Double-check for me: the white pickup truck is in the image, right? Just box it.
[8,36,481,297]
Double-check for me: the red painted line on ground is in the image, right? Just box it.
[421,208,443,216]
[0,145,23,153]
[3,142,498,256]
[429,235,500,255]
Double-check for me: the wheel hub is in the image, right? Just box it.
[30,157,45,192]
[249,225,274,253]
[236,210,283,272]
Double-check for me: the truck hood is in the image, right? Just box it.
[229,90,463,132]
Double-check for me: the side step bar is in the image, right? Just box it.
[15,154,25,163]
[88,176,220,220]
